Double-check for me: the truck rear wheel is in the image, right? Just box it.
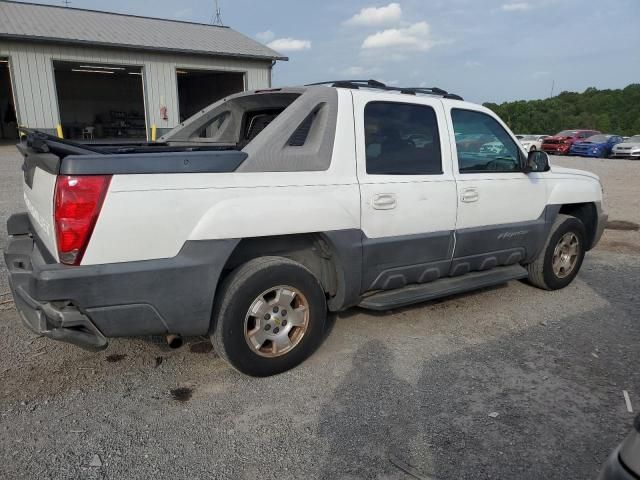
[526,214,586,290]
[211,256,327,376]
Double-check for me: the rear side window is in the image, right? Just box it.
[364,102,442,175]
[451,109,521,173]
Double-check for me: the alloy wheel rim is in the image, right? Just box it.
[552,232,580,279]
[244,286,310,358]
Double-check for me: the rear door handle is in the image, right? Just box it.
[460,187,479,203]
[371,193,397,210]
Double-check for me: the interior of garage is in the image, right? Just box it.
[53,61,147,140]
[0,58,18,141]
[177,69,244,122]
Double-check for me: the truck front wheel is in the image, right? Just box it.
[526,214,587,290]
[211,256,327,376]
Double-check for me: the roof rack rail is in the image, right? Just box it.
[306,79,464,101]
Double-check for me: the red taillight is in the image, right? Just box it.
[54,175,111,265]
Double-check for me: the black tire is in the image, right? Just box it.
[526,214,587,290]
[530,146,536,152]
[211,256,327,377]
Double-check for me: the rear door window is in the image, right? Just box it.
[364,101,442,175]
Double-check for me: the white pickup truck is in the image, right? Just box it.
[4,80,607,376]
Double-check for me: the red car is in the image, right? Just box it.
[541,129,601,155]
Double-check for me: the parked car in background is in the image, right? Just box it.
[518,134,549,152]
[455,133,494,153]
[479,140,508,155]
[542,129,601,155]
[610,135,640,159]
[569,134,624,158]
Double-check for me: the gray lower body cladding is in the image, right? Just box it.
[360,206,560,292]
[593,202,608,250]
[3,202,606,350]
[362,231,454,291]
[4,213,237,349]
[450,207,558,276]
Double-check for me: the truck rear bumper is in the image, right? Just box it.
[3,213,238,350]
[9,275,108,350]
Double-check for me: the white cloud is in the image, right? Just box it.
[362,22,435,51]
[345,3,402,26]
[501,2,531,11]
[256,30,275,43]
[267,38,312,52]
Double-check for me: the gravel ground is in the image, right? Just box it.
[0,144,638,479]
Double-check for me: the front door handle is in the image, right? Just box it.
[460,187,479,203]
[371,193,397,210]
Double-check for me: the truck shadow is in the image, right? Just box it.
[315,255,640,479]
[317,339,421,479]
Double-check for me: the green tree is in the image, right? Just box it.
[484,84,640,136]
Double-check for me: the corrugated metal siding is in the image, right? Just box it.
[0,1,286,61]
[0,40,272,132]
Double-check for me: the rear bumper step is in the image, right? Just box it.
[10,282,107,351]
[359,264,528,311]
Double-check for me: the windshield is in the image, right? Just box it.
[584,135,609,143]
[557,130,579,137]
[520,135,539,141]
[627,135,640,143]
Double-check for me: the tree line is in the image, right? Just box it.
[483,84,640,136]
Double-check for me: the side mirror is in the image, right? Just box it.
[522,150,550,173]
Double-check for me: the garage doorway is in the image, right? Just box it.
[0,58,18,141]
[53,61,147,141]
[177,69,244,122]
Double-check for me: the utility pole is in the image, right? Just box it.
[549,79,555,98]
[62,0,71,6]
[211,0,224,26]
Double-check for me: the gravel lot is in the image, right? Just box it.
[0,143,638,479]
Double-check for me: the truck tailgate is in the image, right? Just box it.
[18,143,59,261]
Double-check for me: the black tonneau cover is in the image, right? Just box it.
[17,130,248,175]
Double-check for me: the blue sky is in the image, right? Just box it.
[20,0,640,103]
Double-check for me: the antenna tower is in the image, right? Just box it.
[211,0,224,26]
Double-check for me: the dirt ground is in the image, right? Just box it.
[0,144,638,479]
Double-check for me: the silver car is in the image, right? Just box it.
[610,134,640,159]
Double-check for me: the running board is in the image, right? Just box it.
[359,264,528,311]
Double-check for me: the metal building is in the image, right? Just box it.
[0,1,286,141]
